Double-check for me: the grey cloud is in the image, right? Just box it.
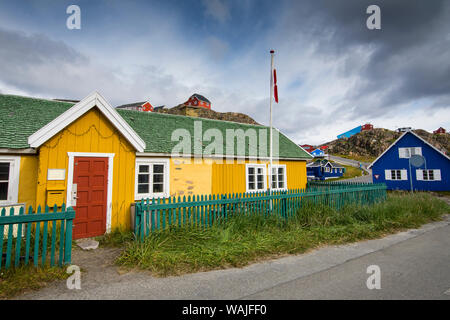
[279,0,450,118]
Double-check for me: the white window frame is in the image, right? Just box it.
[135,158,170,200]
[324,166,330,173]
[269,164,287,191]
[416,169,441,181]
[245,163,267,193]
[399,147,422,158]
[385,169,407,181]
[0,156,20,205]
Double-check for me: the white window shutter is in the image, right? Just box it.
[434,170,441,181]
[400,170,408,180]
[416,169,423,181]
[414,147,422,156]
[385,170,392,180]
[398,148,405,158]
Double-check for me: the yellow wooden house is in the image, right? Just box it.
[0,92,311,238]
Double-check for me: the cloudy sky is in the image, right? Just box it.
[0,0,449,145]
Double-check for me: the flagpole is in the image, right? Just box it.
[269,50,274,195]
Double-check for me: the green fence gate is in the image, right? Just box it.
[0,204,75,270]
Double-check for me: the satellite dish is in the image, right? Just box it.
[410,155,425,167]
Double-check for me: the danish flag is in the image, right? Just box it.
[273,69,279,103]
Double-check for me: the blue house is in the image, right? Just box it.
[310,148,326,157]
[368,131,449,191]
[307,160,345,180]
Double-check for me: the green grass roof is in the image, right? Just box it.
[0,94,311,159]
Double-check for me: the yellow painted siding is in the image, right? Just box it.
[212,159,307,194]
[170,158,212,197]
[18,155,38,208]
[36,107,136,231]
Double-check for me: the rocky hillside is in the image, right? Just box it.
[323,128,450,159]
[155,104,259,125]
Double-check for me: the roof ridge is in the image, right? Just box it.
[116,108,267,129]
[0,93,76,105]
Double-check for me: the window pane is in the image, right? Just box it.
[278,181,284,188]
[248,174,254,182]
[429,170,434,180]
[278,174,283,182]
[153,174,164,183]
[248,167,254,175]
[153,183,163,193]
[249,182,255,190]
[0,163,9,181]
[139,165,149,173]
[257,168,263,174]
[257,182,263,189]
[138,174,149,183]
[153,165,164,173]
[278,167,283,174]
[257,174,263,182]
[272,168,276,175]
[138,184,149,194]
[272,182,276,189]
[0,182,8,200]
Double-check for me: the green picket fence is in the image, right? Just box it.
[0,204,75,271]
[134,183,387,240]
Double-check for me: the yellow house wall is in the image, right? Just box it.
[211,159,307,195]
[35,107,136,230]
[17,155,38,208]
[169,158,212,197]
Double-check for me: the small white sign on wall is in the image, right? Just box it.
[47,169,66,181]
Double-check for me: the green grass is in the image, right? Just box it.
[332,154,377,163]
[0,265,68,299]
[115,192,449,276]
[331,164,366,181]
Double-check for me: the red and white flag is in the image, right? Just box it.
[273,68,278,103]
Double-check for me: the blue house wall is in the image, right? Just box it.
[371,132,450,191]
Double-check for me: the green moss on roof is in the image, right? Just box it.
[0,94,73,149]
[0,94,311,159]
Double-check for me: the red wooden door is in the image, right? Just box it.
[73,157,108,239]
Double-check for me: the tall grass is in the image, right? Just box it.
[116,192,449,276]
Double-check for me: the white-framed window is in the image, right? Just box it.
[269,164,287,190]
[0,156,20,205]
[399,147,422,158]
[416,169,441,181]
[246,164,266,192]
[385,169,407,180]
[324,166,330,173]
[135,158,170,200]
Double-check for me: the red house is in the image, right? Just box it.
[301,144,315,153]
[361,123,373,131]
[319,145,329,151]
[185,94,211,109]
[433,127,446,134]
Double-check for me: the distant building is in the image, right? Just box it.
[368,131,449,191]
[337,125,362,139]
[396,127,412,133]
[301,144,315,153]
[361,123,373,131]
[433,127,446,134]
[307,160,345,180]
[185,94,211,109]
[319,145,329,151]
[310,148,326,158]
[116,101,154,112]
